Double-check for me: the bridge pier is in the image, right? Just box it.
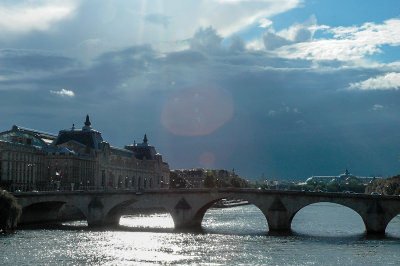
[169,209,202,230]
[363,214,388,235]
[264,197,293,232]
[86,197,120,227]
[362,201,391,235]
[171,215,202,230]
[167,197,204,230]
[87,217,120,227]
[266,211,292,232]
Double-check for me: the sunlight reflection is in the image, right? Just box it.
[119,213,174,229]
[202,205,268,235]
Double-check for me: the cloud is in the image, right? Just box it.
[275,19,400,61]
[2,25,400,178]
[0,1,78,34]
[267,104,301,118]
[229,36,246,52]
[79,38,102,49]
[349,72,400,90]
[372,104,384,111]
[144,13,170,28]
[263,15,318,50]
[278,15,318,42]
[259,18,272,28]
[263,30,292,50]
[50,89,75,97]
[0,49,75,71]
[193,0,302,37]
[0,1,303,59]
[189,27,223,54]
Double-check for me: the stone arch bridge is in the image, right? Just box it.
[13,189,400,235]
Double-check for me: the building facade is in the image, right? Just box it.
[0,116,170,191]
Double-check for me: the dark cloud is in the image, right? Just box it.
[164,50,206,65]
[229,36,246,53]
[189,27,223,54]
[263,31,292,50]
[1,26,400,179]
[0,49,76,71]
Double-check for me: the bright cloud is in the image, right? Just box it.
[50,89,75,97]
[0,1,77,34]
[194,0,302,37]
[349,72,400,90]
[262,15,320,50]
[275,19,400,61]
[258,18,272,28]
[372,104,384,111]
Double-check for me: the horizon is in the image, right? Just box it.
[1,0,400,179]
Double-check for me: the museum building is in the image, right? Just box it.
[0,115,170,191]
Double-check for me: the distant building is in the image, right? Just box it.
[306,169,380,184]
[0,115,170,191]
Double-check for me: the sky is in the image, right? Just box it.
[1,0,400,180]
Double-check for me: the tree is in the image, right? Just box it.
[0,189,22,233]
[230,176,249,188]
[169,172,187,189]
[365,174,400,195]
[203,172,216,188]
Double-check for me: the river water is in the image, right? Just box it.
[1,203,399,265]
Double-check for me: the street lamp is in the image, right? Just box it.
[27,163,36,191]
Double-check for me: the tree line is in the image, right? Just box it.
[365,174,400,195]
[170,169,250,189]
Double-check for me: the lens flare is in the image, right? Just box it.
[161,85,233,136]
[199,152,216,168]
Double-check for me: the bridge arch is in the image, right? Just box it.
[190,197,225,227]
[290,202,365,235]
[385,211,400,236]
[184,196,269,232]
[103,199,138,226]
[20,200,87,225]
[201,200,268,234]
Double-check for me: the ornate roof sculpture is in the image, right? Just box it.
[125,134,157,160]
[54,115,104,150]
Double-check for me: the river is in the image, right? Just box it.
[1,203,399,265]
